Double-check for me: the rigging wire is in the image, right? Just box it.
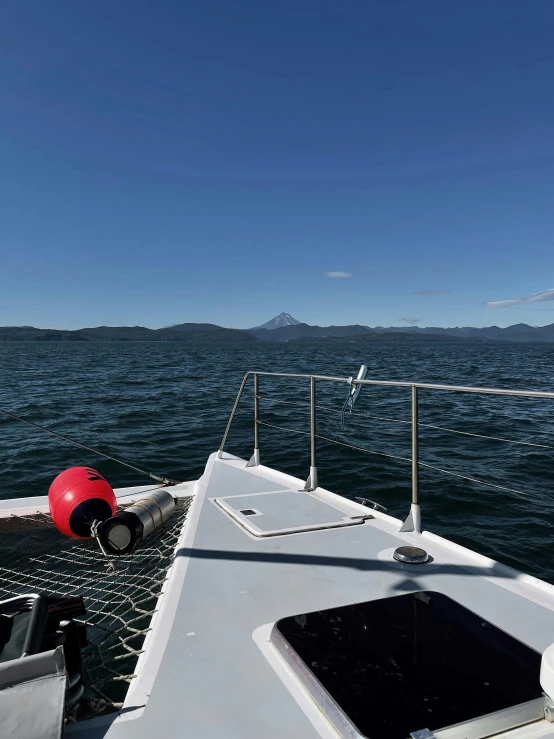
[416,422,554,450]
[258,420,407,464]
[258,395,554,449]
[0,407,180,485]
[257,420,537,501]
[416,461,533,499]
[259,395,411,425]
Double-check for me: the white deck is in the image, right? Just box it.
[9,454,554,738]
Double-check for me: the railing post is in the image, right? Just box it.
[217,373,250,458]
[400,385,422,533]
[411,384,419,509]
[304,376,318,491]
[246,373,260,467]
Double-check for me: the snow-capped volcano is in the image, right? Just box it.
[251,313,302,330]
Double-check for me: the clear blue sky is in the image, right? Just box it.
[2,1,554,329]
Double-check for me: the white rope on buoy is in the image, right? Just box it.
[90,519,116,572]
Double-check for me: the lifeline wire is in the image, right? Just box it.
[257,420,536,501]
[258,395,554,450]
[0,407,180,485]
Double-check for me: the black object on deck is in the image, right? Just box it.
[275,591,543,739]
[0,593,87,708]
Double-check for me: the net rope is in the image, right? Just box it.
[0,499,191,718]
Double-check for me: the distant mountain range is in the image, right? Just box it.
[249,322,372,341]
[0,324,255,343]
[369,322,554,342]
[248,314,554,342]
[1,313,554,342]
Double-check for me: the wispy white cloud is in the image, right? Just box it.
[414,289,447,296]
[326,271,351,278]
[401,317,421,325]
[484,288,554,308]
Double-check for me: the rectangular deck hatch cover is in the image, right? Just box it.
[273,592,543,739]
[214,491,367,537]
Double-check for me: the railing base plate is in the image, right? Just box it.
[304,466,318,492]
[246,450,260,468]
[400,503,422,534]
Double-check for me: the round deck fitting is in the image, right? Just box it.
[393,546,429,564]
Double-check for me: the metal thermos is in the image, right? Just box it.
[98,489,176,555]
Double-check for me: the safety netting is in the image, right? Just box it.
[0,497,191,719]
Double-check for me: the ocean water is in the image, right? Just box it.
[1,341,554,581]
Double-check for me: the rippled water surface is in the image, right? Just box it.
[1,341,554,581]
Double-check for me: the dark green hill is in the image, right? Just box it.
[249,323,373,341]
[0,325,256,343]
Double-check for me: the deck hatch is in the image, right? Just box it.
[214,491,367,537]
[272,591,543,739]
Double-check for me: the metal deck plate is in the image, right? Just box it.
[214,491,367,537]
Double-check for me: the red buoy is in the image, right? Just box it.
[48,467,117,539]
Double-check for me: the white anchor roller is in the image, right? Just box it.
[97,489,177,555]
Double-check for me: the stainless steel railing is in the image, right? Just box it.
[217,371,554,534]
